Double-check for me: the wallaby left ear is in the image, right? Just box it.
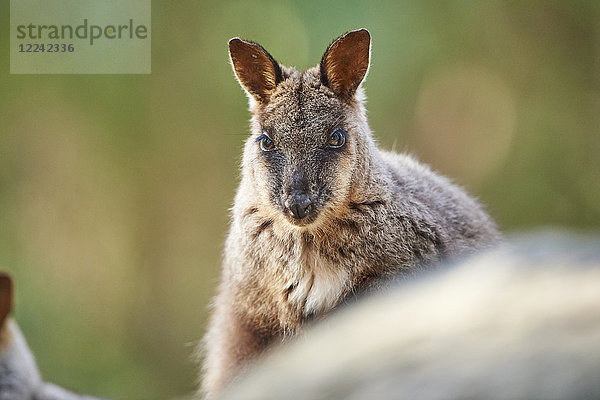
[229,38,283,105]
[320,29,371,100]
[0,273,13,329]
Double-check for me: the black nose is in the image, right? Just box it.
[287,194,312,220]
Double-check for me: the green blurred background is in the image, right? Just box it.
[1,1,598,398]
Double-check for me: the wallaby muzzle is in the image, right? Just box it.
[283,167,315,222]
[285,192,313,220]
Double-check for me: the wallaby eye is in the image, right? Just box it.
[328,128,347,148]
[257,133,276,151]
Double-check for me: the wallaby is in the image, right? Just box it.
[201,28,501,397]
[0,273,102,400]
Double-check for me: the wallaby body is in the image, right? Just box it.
[202,29,501,397]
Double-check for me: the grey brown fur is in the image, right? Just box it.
[201,29,501,397]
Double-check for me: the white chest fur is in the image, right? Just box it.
[285,248,350,317]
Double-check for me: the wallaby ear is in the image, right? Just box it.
[320,29,371,100]
[229,38,283,105]
[0,273,13,329]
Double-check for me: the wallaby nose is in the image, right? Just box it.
[286,194,312,220]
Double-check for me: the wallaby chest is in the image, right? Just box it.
[232,215,353,334]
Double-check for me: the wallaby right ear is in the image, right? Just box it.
[228,38,283,105]
[0,273,13,329]
[320,29,371,100]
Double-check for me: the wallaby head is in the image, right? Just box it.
[229,29,375,229]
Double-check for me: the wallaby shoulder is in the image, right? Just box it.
[378,150,501,253]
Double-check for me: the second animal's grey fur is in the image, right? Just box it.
[202,29,500,397]
[0,273,103,400]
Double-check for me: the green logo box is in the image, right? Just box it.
[10,0,151,74]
